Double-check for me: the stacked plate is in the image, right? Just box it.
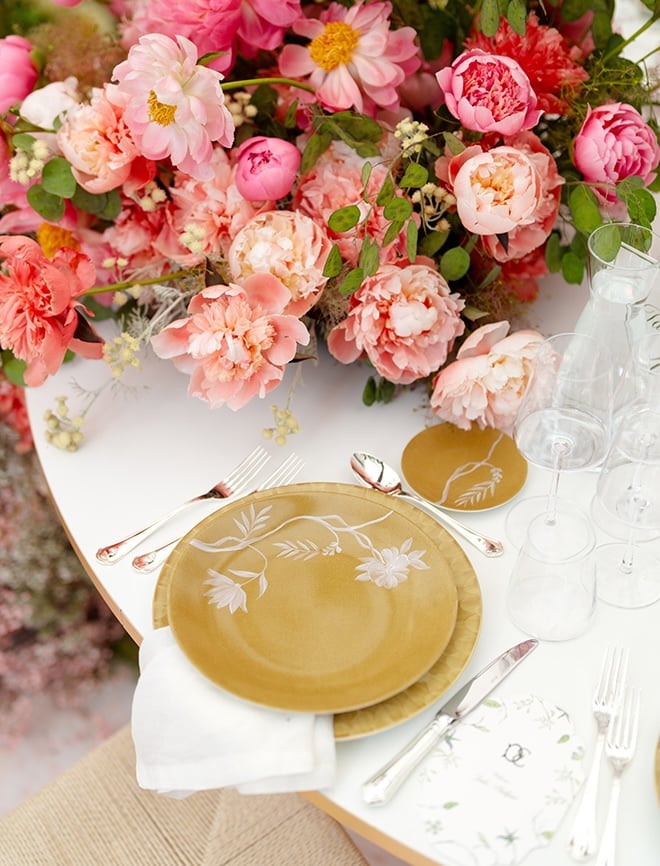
[151,479,483,740]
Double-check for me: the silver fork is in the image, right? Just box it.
[567,646,629,861]
[95,446,271,564]
[130,453,305,573]
[595,688,641,866]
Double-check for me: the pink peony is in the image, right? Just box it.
[233,136,301,201]
[150,274,310,410]
[278,0,420,117]
[111,34,235,180]
[0,236,103,387]
[327,262,465,385]
[430,322,544,431]
[228,210,332,316]
[436,49,541,136]
[573,102,660,205]
[236,0,301,56]
[0,36,38,114]
[57,85,156,195]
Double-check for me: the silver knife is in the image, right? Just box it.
[362,638,538,806]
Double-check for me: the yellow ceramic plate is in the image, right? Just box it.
[401,424,527,512]
[162,483,458,715]
[153,486,482,739]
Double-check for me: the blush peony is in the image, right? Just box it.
[228,210,332,317]
[327,261,465,385]
[436,49,541,136]
[0,236,103,387]
[430,322,544,431]
[150,274,310,410]
[573,102,660,205]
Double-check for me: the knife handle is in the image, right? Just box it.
[362,716,451,806]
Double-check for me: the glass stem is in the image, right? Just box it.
[545,439,570,525]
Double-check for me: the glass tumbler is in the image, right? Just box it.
[506,501,596,641]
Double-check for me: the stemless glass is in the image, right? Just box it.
[595,406,660,608]
[505,332,613,548]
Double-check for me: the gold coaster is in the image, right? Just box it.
[401,424,527,512]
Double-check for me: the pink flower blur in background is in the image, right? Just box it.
[0,35,38,113]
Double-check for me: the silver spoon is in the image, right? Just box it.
[350,451,504,558]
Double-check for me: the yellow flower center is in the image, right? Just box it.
[37,224,79,259]
[147,90,177,126]
[309,21,359,71]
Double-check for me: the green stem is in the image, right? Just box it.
[602,16,660,64]
[83,267,199,296]
[221,77,315,94]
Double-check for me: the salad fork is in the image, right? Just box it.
[95,445,270,564]
[567,646,629,861]
[131,452,305,573]
[595,688,641,866]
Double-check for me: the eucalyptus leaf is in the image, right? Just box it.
[545,233,562,273]
[569,184,602,235]
[406,219,418,262]
[440,246,471,281]
[26,184,65,222]
[383,196,413,221]
[322,244,343,278]
[362,376,377,406]
[418,229,449,257]
[328,204,361,233]
[376,174,395,207]
[301,130,332,174]
[339,267,364,296]
[399,162,428,188]
[361,161,373,195]
[358,237,381,277]
[0,351,26,388]
[480,0,501,36]
[41,157,76,198]
[382,218,404,247]
[11,133,36,151]
[561,250,585,284]
[506,0,527,34]
[443,132,466,156]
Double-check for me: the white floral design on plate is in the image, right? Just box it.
[190,503,429,613]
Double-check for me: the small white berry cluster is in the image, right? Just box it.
[103,332,141,379]
[394,119,429,155]
[225,91,258,128]
[9,139,50,185]
[43,397,85,452]
[263,404,300,446]
[134,180,167,212]
[411,183,456,230]
[180,222,206,256]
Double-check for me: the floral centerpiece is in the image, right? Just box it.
[0,0,658,447]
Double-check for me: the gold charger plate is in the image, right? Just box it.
[401,423,527,511]
[161,482,458,715]
[153,484,482,740]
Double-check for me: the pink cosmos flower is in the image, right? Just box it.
[233,136,301,201]
[0,36,38,114]
[111,34,235,180]
[327,261,465,385]
[436,49,541,136]
[117,0,242,75]
[430,322,544,431]
[278,0,420,116]
[0,236,103,387]
[57,85,156,195]
[228,210,332,317]
[573,102,660,205]
[150,274,310,410]
[169,147,264,262]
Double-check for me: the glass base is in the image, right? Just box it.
[505,495,593,551]
[596,543,660,608]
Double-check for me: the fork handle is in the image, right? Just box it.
[595,775,621,866]
[132,539,179,573]
[95,500,193,564]
[567,731,606,861]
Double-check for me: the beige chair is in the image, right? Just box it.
[0,725,369,866]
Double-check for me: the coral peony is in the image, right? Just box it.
[111,34,235,180]
[431,323,544,430]
[436,49,541,136]
[0,236,103,387]
[233,136,301,201]
[279,0,420,116]
[573,102,660,205]
[228,210,332,317]
[0,36,38,114]
[328,262,465,385]
[150,274,310,410]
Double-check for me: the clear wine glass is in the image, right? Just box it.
[595,406,660,608]
[505,332,614,548]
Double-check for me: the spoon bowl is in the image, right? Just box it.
[350,451,504,558]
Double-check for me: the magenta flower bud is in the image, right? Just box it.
[234,136,301,201]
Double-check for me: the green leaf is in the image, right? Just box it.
[399,162,428,189]
[300,130,332,174]
[0,350,26,387]
[545,233,562,272]
[443,132,466,156]
[406,219,418,262]
[476,263,502,289]
[382,218,404,247]
[328,204,361,233]
[377,378,395,403]
[26,184,65,222]
[361,161,373,194]
[418,229,449,257]
[440,246,471,280]
[362,376,377,406]
[616,178,657,226]
[383,196,413,222]
[358,237,381,278]
[561,250,585,284]
[41,157,76,198]
[569,184,603,235]
[98,188,121,221]
[322,244,343,278]
[11,133,36,151]
[480,0,501,36]
[339,267,364,296]
[506,0,527,34]
[376,174,396,207]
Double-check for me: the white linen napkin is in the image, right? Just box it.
[131,627,336,797]
[411,694,584,866]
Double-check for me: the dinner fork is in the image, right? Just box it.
[95,445,271,564]
[130,452,305,573]
[594,688,641,866]
[567,646,629,861]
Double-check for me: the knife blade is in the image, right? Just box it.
[361,638,538,806]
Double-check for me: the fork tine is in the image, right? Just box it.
[260,453,304,489]
[610,687,640,753]
[223,445,270,490]
[597,646,628,707]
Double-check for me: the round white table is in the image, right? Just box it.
[24,268,660,866]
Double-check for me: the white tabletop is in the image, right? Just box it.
[24,265,660,866]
